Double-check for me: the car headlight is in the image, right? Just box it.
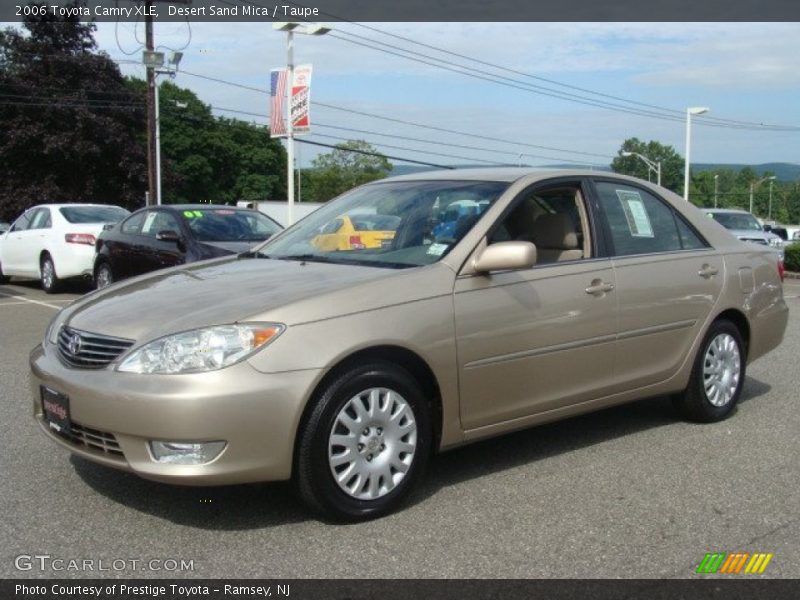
[768,237,783,248]
[117,323,284,374]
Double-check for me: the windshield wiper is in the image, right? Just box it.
[277,254,334,263]
[237,250,271,259]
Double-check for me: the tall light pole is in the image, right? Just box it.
[274,22,331,225]
[749,175,776,215]
[143,50,183,206]
[621,151,661,186]
[714,173,719,208]
[684,106,709,201]
[768,179,774,221]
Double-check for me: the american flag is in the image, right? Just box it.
[270,69,287,137]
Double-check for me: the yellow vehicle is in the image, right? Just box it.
[311,214,400,251]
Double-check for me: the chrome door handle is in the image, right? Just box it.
[698,264,718,278]
[585,280,615,296]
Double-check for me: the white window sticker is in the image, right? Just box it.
[616,190,654,238]
[427,242,449,256]
[141,212,158,234]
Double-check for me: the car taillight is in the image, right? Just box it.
[778,260,785,282]
[65,233,96,246]
[349,235,365,249]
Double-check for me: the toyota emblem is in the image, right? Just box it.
[67,333,82,356]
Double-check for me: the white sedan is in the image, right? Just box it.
[0,204,129,293]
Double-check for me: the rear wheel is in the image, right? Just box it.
[295,361,432,521]
[40,254,61,294]
[94,262,114,290]
[673,319,745,423]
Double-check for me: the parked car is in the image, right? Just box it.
[93,205,282,289]
[311,214,400,251]
[0,222,10,234]
[32,170,788,520]
[0,204,129,292]
[704,208,784,260]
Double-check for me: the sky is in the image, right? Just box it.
[84,21,800,169]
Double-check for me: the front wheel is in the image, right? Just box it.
[40,255,61,294]
[295,361,432,521]
[673,319,746,423]
[0,260,9,284]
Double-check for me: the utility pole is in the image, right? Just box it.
[145,0,157,207]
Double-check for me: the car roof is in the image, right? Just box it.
[377,167,611,183]
[25,203,124,209]
[162,204,252,211]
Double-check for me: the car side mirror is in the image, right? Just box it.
[102,223,115,231]
[156,230,181,243]
[473,241,537,273]
[763,224,772,232]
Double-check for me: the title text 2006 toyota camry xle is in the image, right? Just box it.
[31,169,788,520]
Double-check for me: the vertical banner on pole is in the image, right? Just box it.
[291,64,313,134]
[269,68,288,138]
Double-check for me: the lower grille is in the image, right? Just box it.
[57,326,134,369]
[52,421,124,457]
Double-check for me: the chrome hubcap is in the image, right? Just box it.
[703,333,741,407]
[328,387,417,500]
[41,261,54,288]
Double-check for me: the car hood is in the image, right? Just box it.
[63,257,454,343]
[726,229,776,241]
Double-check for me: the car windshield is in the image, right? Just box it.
[59,205,129,224]
[183,209,282,242]
[260,180,509,269]
[709,212,763,231]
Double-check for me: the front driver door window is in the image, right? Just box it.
[454,181,618,429]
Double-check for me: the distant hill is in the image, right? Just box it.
[389,162,799,181]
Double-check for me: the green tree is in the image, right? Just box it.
[611,138,684,194]
[143,80,286,204]
[0,1,146,221]
[302,140,392,201]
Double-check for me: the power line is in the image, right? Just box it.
[336,24,798,131]
[325,32,800,132]
[210,105,607,166]
[277,0,800,131]
[294,139,454,169]
[179,69,615,160]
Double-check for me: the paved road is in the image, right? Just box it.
[1,279,799,579]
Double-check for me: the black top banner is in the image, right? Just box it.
[2,0,800,22]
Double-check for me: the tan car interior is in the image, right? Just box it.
[490,185,591,264]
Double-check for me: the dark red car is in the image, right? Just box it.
[93,204,282,288]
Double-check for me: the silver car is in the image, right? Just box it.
[704,208,784,260]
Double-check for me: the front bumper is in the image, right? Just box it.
[29,343,322,485]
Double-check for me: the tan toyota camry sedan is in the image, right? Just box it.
[30,169,788,520]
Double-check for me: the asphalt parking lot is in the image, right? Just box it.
[1,278,799,579]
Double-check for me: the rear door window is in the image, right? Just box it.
[595,182,706,256]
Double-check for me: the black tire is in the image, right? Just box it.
[673,319,746,423]
[40,254,61,294]
[295,361,432,521]
[0,260,9,284]
[94,261,114,290]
